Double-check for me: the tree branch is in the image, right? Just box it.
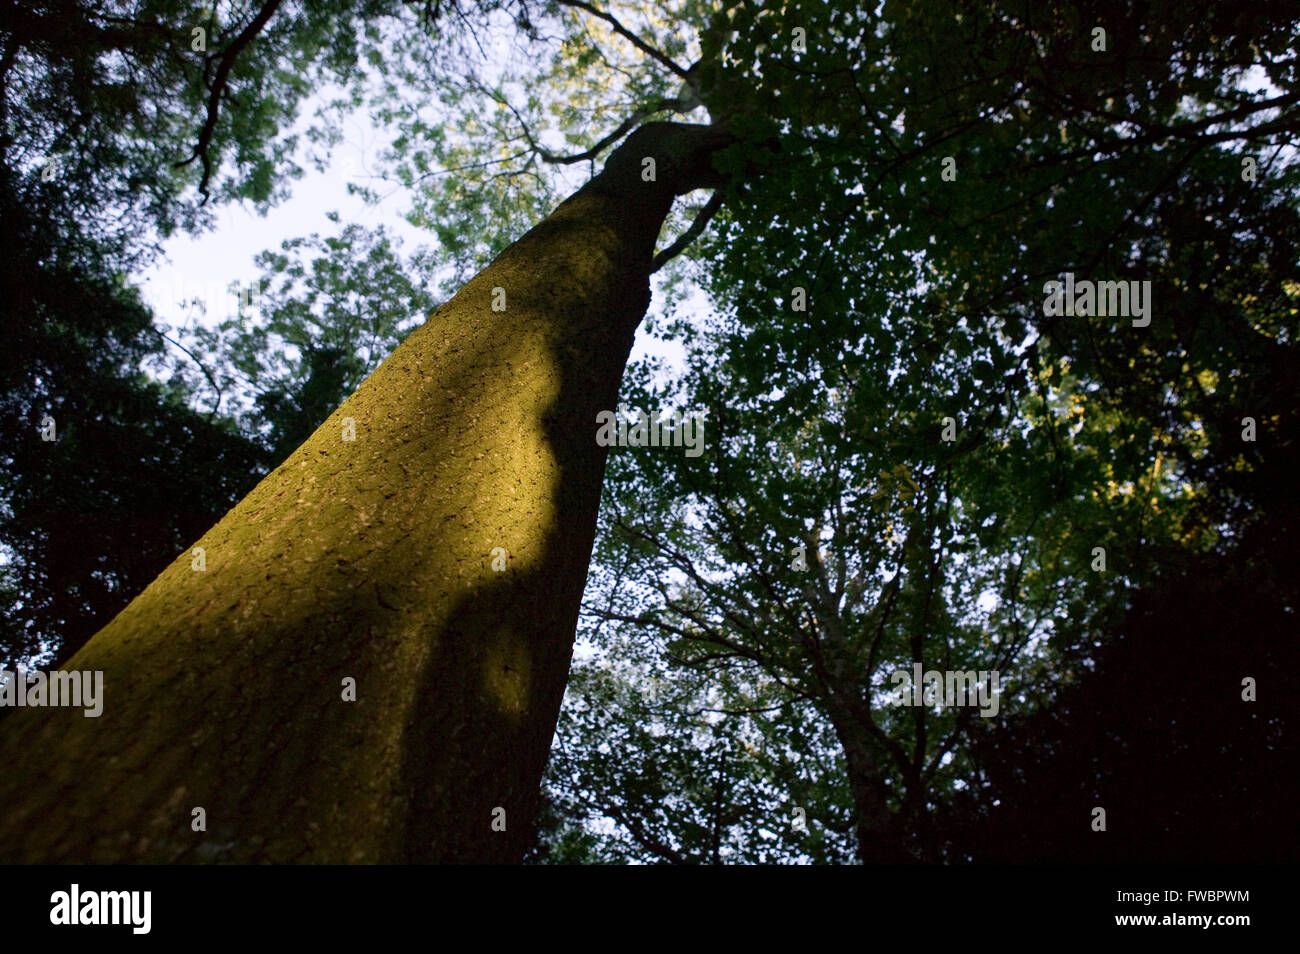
[155,329,223,420]
[174,0,283,203]
[554,0,690,79]
[651,190,723,272]
[495,90,688,165]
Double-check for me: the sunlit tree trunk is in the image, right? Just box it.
[0,122,732,863]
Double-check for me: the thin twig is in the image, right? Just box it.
[155,329,224,420]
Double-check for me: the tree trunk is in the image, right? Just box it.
[0,121,733,863]
[827,707,910,864]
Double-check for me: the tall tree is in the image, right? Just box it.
[0,118,749,862]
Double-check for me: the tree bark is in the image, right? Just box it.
[0,121,732,863]
[824,698,911,864]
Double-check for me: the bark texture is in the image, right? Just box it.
[0,122,732,863]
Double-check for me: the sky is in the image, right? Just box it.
[136,101,427,335]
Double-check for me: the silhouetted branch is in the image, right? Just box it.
[651,190,723,271]
[174,0,283,203]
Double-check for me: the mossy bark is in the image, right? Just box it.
[0,122,733,863]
